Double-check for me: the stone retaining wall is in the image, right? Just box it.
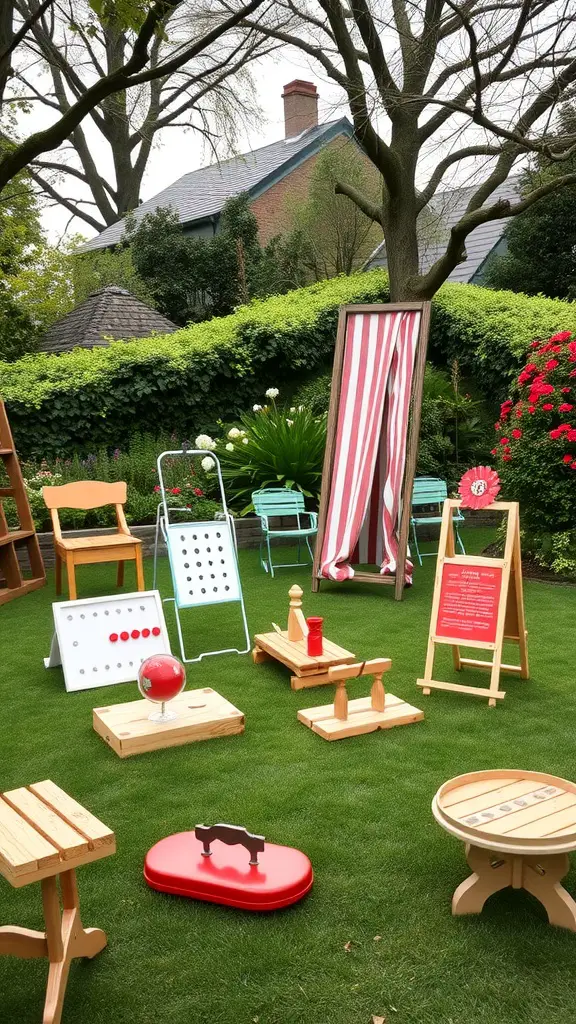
[23,510,493,570]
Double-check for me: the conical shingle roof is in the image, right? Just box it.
[38,286,177,354]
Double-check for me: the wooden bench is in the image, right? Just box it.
[0,780,116,1023]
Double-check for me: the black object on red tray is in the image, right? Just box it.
[144,823,313,911]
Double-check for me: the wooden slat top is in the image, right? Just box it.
[254,630,354,675]
[0,781,115,887]
[433,770,576,854]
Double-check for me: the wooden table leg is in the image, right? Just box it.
[522,853,576,932]
[42,870,108,1024]
[452,845,576,932]
[452,844,512,916]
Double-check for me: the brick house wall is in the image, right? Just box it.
[251,136,380,247]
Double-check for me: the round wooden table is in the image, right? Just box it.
[433,769,576,932]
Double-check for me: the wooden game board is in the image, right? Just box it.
[93,687,244,757]
[253,583,355,689]
[433,769,576,931]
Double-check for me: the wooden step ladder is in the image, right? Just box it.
[0,400,45,605]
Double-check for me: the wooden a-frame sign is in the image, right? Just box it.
[417,499,529,707]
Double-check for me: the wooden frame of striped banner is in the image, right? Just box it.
[312,301,431,600]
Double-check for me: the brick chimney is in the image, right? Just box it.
[282,80,319,138]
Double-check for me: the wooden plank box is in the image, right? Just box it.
[93,688,244,758]
[253,629,355,689]
[298,692,424,741]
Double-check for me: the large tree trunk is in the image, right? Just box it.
[0,2,14,111]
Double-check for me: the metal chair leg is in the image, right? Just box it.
[260,534,268,573]
[412,523,423,566]
[267,534,275,577]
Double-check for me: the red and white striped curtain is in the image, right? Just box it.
[319,309,421,584]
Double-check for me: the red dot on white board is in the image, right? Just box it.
[109,633,118,643]
[120,631,129,641]
[142,628,150,638]
[152,627,161,637]
[131,629,140,640]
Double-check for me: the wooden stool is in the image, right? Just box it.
[253,584,355,690]
[0,780,115,1023]
[433,769,576,932]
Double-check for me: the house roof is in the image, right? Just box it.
[38,286,178,354]
[79,118,354,253]
[366,176,520,283]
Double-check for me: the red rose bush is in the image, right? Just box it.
[491,331,576,576]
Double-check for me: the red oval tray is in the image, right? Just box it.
[144,831,313,911]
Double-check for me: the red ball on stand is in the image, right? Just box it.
[138,654,186,724]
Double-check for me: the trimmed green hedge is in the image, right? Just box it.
[431,283,576,392]
[2,270,576,457]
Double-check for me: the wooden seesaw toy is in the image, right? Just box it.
[144,823,313,911]
[298,658,424,740]
[252,584,355,689]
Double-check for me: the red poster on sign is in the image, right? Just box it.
[435,563,502,644]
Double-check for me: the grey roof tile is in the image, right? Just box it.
[38,286,177,354]
[366,176,520,283]
[80,119,353,253]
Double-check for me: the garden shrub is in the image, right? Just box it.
[491,330,576,577]
[214,391,327,513]
[2,432,221,532]
[3,271,576,460]
[0,273,391,459]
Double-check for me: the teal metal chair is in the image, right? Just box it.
[252,488,318,577]
[410,477,465,565]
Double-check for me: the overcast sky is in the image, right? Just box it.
[39,51,349,242]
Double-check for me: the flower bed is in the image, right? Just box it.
[492,331,576,577]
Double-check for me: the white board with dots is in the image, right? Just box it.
[166,521,241,609]
[44,590,171,692]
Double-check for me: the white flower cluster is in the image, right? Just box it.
[195,434,216,451]
[265,387,279,399]
[253,404,262,412]
[201,456,215,472]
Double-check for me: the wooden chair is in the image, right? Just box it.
[410,476,465,565]
[252,488,318,577]
[42,481,144,600]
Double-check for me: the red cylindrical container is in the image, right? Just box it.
[307,617,323,656]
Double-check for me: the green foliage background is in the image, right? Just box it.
[2,270,576,460]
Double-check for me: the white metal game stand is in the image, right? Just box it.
[152,450,250,663]
[45,589,171,692]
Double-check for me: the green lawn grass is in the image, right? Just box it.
[1,530,576,1024]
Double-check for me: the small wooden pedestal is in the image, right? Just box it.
[0,780,115,1024]
[298,692,424,740]
[433,769,576,932]
[253,631,355,690]
[93,688,245,757]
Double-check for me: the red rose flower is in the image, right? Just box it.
[572,463,576,470]
[193,487,204,496]
[571,370,576,378]
[528,406,536,414]
[530,340,541,348]
[500,437,510,445]
[516,407,523,417]
[545,359,559,370]
[490,448,497,455]
[568,430,576,441]
[542,403,554,411]
[154,485,160,493]
[494,421,501,431]
[562,387,571,394]
[541,383,554,394]
[511,428,522,439]
[550,331,572,342]
[171,487,181,495]
[563,454,573,464]
[559,403,573,412]
[502,454,512,461]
